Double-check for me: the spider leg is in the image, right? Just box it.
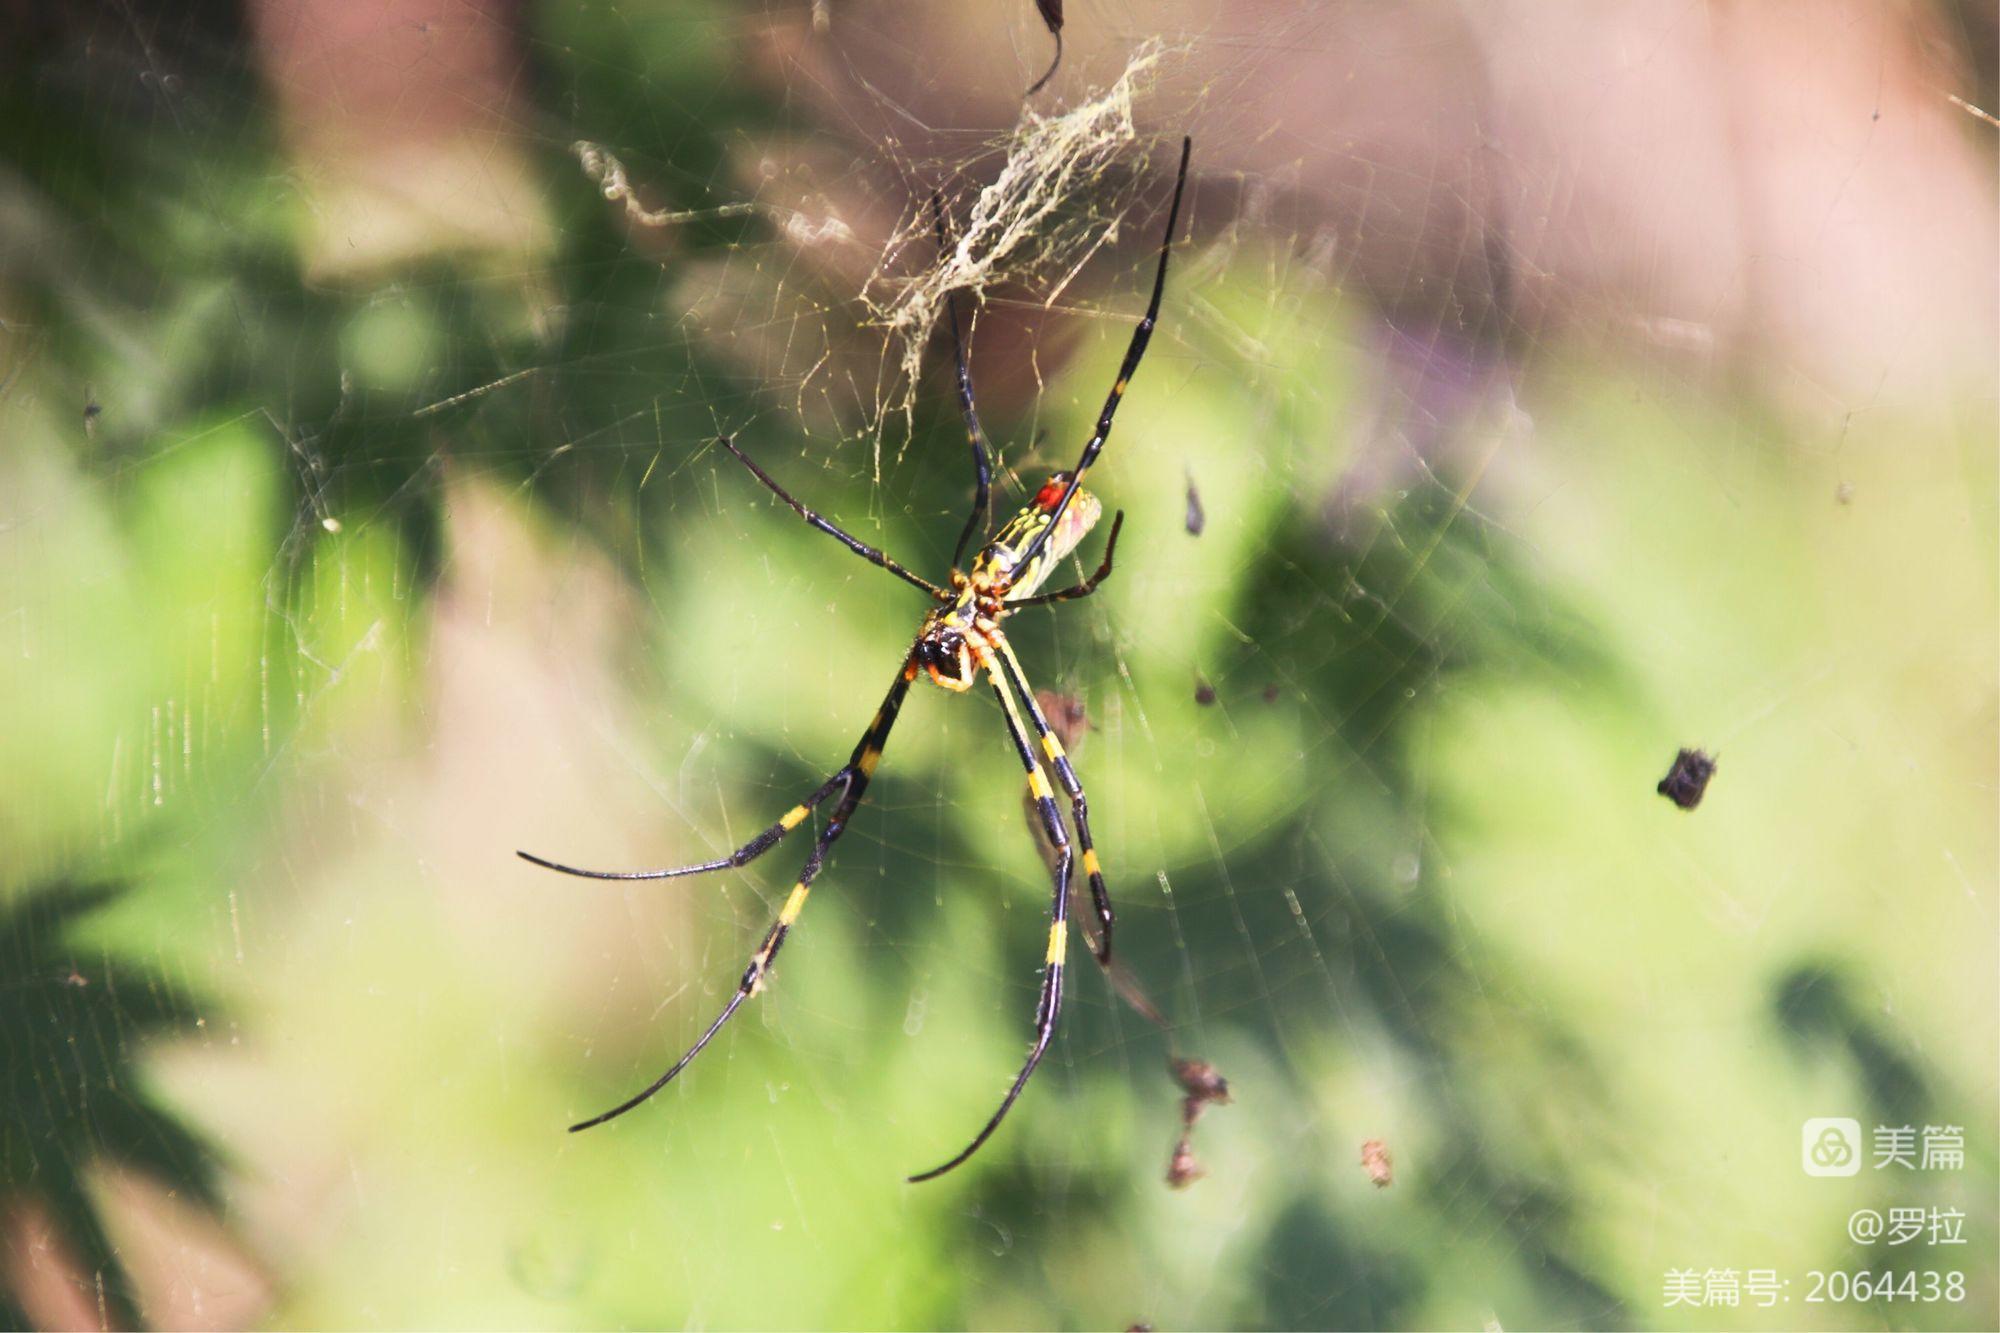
[907,650,1071,1182]
[1024,25,1062,98]
[989,634,1115,966]
[517,769,849,881]
[1010,510,1123,608]
[1011,136,1190,575]
[931,194,994,571]
[568,662,916,1132]
[720,437,947,600]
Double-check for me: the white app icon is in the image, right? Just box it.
[1802,1117,1862,1176]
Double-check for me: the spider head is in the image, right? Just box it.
[916,616,977,692]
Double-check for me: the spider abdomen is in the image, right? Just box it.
[974,478,1103,601]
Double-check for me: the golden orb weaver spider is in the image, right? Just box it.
[519,137,1191,1182]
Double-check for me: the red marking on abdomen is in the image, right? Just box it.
[1033,476,1069,511]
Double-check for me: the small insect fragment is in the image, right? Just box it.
[1163,1055,1232,1189]
[1166,1137,1205,1189]
[1026,1,1064,96]
[1360,1137,1394,1188]
[1656,748,1716,810]
[83,397,101,435]
[1193,678,1216,706]
[1260,683,1281,704]
[1034,688,1091,752]
[1184,468,1205,536]
[1171,1057,1231,1111]
[1835,481,1854,505]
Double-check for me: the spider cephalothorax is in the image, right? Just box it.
[519,137,1191,1183]
[913,607,978,690]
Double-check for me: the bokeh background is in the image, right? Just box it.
[1,2,1994,1328]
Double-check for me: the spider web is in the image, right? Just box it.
[0,2,1995,1329]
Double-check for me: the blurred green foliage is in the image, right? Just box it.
[0,4,1993,1330]
[0,882,221,1330]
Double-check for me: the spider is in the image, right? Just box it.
[520,137,1191,1183]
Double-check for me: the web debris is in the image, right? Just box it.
[572,140,857,251]
[574,140,760,230]
[862,41,1169,433]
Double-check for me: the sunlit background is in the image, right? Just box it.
[1,2,1994,1328]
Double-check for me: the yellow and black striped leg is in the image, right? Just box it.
[990,635,1115,967]
[1010,510,1125,609]
[568,665,914,1133]
[517,769,849,882]
[1008,136,1191,575]
[907,663,1071,1182]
